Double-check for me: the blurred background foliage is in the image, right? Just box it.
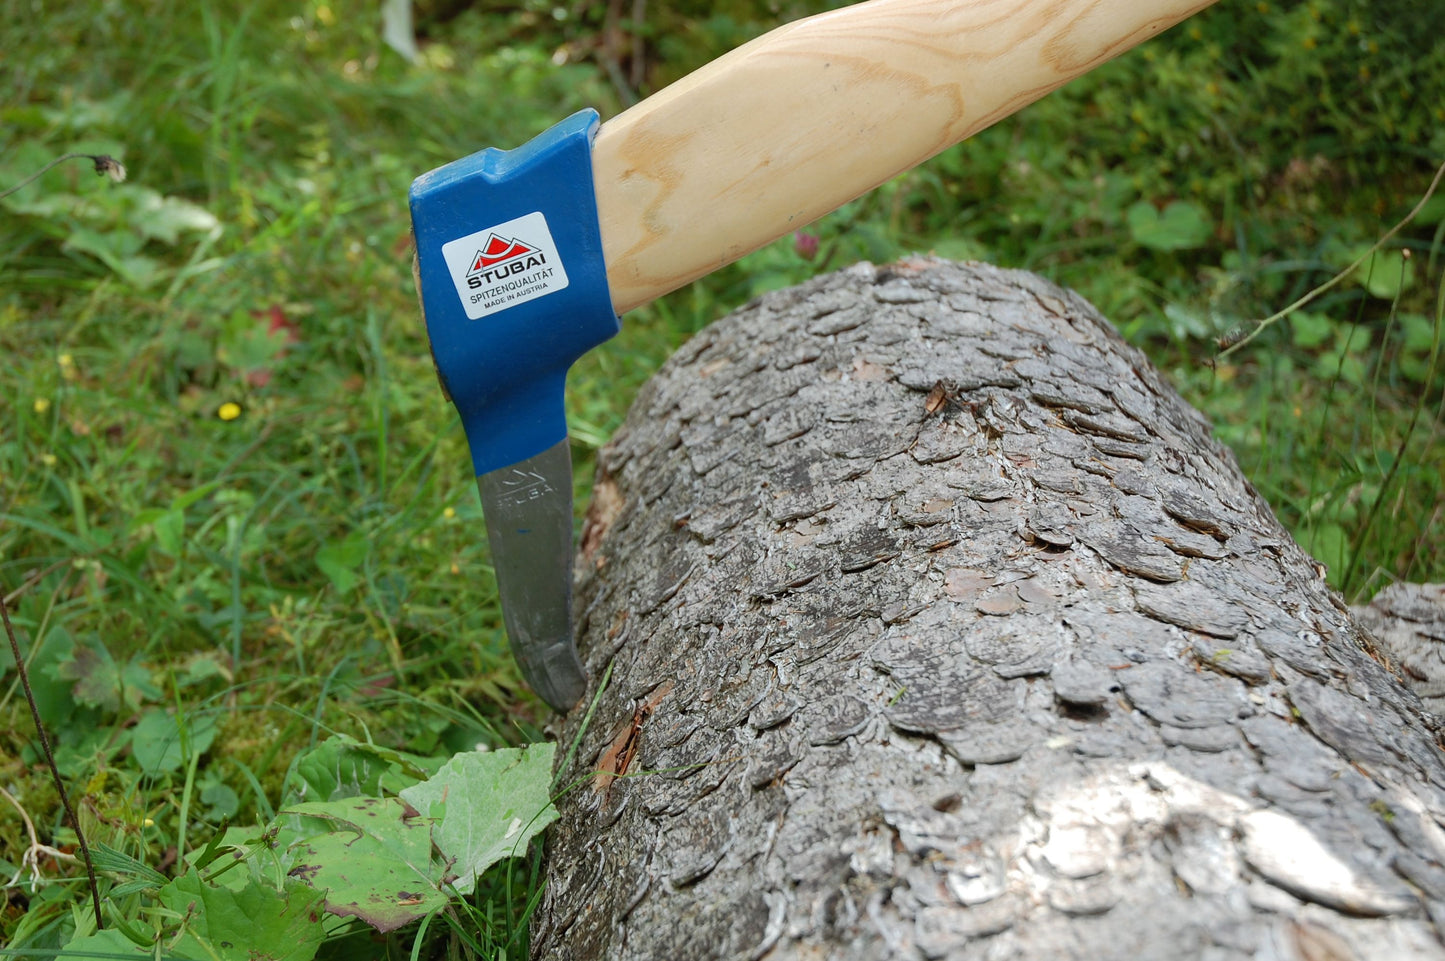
[1,0,1441,954]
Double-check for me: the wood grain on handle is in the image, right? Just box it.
[592,0,1218,314]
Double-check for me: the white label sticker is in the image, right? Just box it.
[440,211,570,319]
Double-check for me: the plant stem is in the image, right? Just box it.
[0,152,126,199]
[1220,158,1445,359]
[0,588,104,929]
[1341,272,1445,593]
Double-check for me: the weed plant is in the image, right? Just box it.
[1,0,1441,957]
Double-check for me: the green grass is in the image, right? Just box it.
[2,0,1442,956]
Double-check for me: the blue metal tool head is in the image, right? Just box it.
[409,109,619,476]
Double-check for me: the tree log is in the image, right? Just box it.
[1354,584,1445,715]
[535,260,1445,960]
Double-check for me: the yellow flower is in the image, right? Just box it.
[58,353,73,367]
[41,453,57,467]
[443,507,456,519]
[218,402,242,421]
[33,398,50,414]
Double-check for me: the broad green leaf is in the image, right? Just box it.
[1161,302,1210,340]
[218,308,293,372]
[1288,310,1332,349]
[280,795,447,932]
[56,928,150,960]
[1400,312,1438,353]
[172,326,215,370]
[1315,326,1369,386]
[203,820,332,891]
[2,622,71,693]
[121,661,160,702]
[232,791,410,890]
[132,191,221,245]
[292,735,399,802]
[1417,193,1445,225]
[1398,312,1441,383]
[2,190,72,219]
[159,869,326,961]
[54,639,122,711]
[202,779,241,820]
[153,506,185,556]
[315,533,369,594]
[40,101,127,133]
[399,743,558,896]
[64,225,142,258]
[131,708,218,774]
[62,227,163,287]
[1126,200,1212,251]
[1351,249,1414,300]
[181,651,230,686]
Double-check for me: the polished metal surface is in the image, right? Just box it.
[478,438,586,711]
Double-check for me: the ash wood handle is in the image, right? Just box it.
[592,0,1218,314]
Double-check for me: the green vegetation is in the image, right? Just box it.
[2,0,1441,956]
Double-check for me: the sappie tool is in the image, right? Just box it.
[409,0,1218,711]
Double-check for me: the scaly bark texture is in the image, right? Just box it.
[535,260,1445,961]
[1354,584,1445,714]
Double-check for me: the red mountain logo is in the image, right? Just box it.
[442,210,568,317]
[466,234,539,275]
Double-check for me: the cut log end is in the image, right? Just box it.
[538,259,1445,961]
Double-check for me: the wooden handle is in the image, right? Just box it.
[593,0,1218,314]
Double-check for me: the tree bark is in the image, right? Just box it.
[1354,584,1445,715]
[534,259,1445,961]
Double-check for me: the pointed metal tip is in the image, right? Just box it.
[517,638,588,712]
